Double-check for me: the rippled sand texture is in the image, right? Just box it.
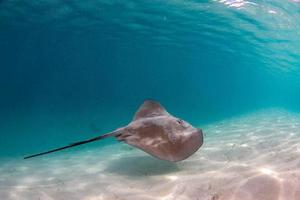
[1,109,300,200]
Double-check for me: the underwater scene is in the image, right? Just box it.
[1,0,300,199]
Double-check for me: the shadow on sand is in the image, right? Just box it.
[104,155,181,177]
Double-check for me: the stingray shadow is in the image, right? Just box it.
[104,155,181,177]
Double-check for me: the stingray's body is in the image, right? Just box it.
[24,100,204,162]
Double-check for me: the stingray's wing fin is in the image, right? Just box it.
[133,100,170,120]
[24,132,117,159]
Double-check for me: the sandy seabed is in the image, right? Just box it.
[0,109,300,200]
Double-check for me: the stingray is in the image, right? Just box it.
[24,100,204,162]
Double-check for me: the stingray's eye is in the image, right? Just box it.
[177,119,183,125]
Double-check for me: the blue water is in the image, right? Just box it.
[2,1,300,200]
[0,0,300,159]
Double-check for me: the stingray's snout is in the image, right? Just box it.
[197,128,204,145]
[195,128,203,135]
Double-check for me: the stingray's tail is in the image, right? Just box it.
[24,131,119,159]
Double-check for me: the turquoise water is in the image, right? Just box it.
[0,1,300,199]
[1,0,300,157]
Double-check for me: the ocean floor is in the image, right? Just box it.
[1,109,300,200]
